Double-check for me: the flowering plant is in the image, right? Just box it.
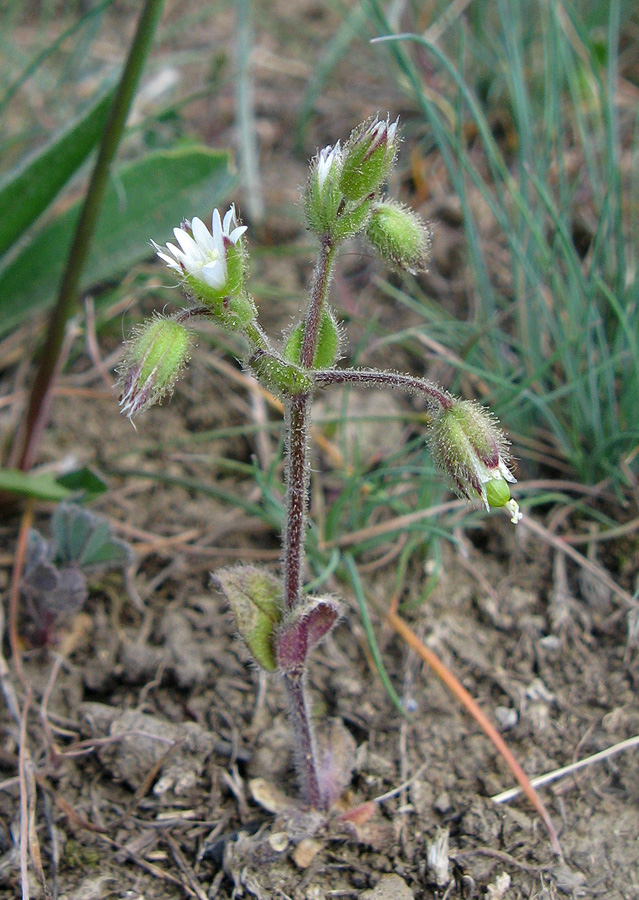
[118,116,520,810]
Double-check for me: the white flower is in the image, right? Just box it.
[315,142,342,192]
[152,205,247,291]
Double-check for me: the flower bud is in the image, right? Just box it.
[283,309,340,369]
[305,143,344,236]
[366,200,432,273]
[339,116,399,202]
[118,315,191,419]
[428,399,519,520]
[214,565,283,672]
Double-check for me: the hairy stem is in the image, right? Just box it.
[281,392,322,806]
[242,318,271,352]
[175,303,271,352]
[282,671,321,808]
[278,238,338,808]
[313,367,452,409]
[283,393,310,613]
[300,238,334,368]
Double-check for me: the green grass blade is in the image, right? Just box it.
[0,0,116,116]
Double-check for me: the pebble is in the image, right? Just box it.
[361,874,414,900]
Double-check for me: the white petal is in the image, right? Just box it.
[228,224,247,244]
[151,240,181,272]
[173,227,203,261]
[498,459,516,483]
[199,261,227,289]
[156,251,182,272]
[164,241,185,262]
[211,209,223,247]
[191,216,215,252]
[223,205,237,233]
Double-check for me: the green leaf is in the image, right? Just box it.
[0,469,73,501]
[0,147,237,337]
[0,86,116,257]
[51,503,133,570]
[56,466,108,498]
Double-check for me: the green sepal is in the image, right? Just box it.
[250,351,313,396]
[283,310,340,369]
[130,317,186,381]
[331,197,373,243]
[304,178,342,237]
[339,116,398,202]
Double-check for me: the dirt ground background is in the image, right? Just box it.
[1,1,639,898]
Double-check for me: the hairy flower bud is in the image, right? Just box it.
[118,315,191,419]
[366,200,432,273]
[339,115,399,202]
[305,143,344,236]
[428,400,521,522]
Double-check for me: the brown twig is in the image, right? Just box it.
[162,831,209,900]
[320,499,464,549]
[521,514,636,608]
[8,500,34,686]
[84,296,115,389]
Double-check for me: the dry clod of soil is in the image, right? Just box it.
[81,702,218,793]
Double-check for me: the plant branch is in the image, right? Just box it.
[14,0,167,471]
[313,367,452,409]
[277,236,339,808]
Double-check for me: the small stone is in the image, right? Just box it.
[494,705,518,730]
[268,832,289,853]
[292,838,323,869]
[487,872,511,899]
[249,778,295,815]
[361,873,414,900]
[434,790,452,814]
